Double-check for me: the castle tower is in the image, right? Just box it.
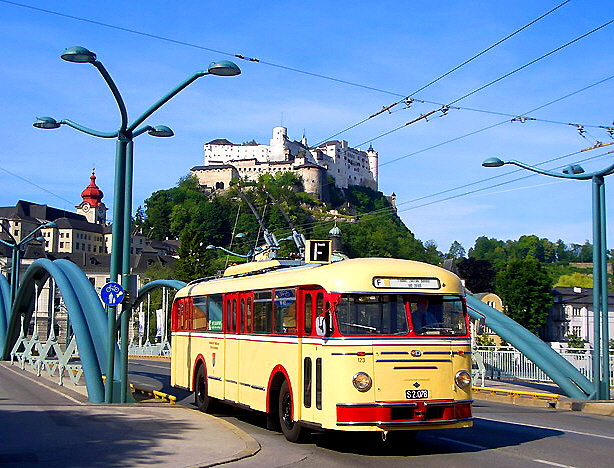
[367,144,379,187]
[76,169,107,224]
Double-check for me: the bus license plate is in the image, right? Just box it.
[406,389,429,399]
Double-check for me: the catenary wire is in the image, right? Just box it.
[313,0,572,146]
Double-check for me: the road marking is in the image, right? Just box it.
[478,417,614,441]
[2,364,84,405]
[533,459,579,468]
[434,436,487,450]
[130,362,169,370]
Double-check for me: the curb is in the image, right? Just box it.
[186,413,262,468]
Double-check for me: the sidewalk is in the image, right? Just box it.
[473,378,614,417]
[0,362,260,468]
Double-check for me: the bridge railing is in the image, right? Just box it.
[474,346,613,384]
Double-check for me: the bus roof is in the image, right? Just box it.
[176,257,464,298]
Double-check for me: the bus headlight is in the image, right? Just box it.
[455,370,471,389]
[352,372,372,392]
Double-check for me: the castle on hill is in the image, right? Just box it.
[190,127,379,200]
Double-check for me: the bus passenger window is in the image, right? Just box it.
[240,299,245,334]
[232,299,237,333]
[304,294,312,335]
[246,297,253,333]
[192,296,208,331]
[208,295,223,331]
[253,291,273,333]
[274,288,296,335]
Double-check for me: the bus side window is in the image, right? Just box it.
[208,295,223,331]
[304,293,312,336]
[240,298,245,334]
[192,296,208,331]
[232,299,237,333]
[246,297,253,333]
[254,290,273,333]
[274,288,296,335]
[225,299,232,333]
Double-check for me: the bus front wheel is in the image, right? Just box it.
[195,365,215,413]
[278,380,304,442]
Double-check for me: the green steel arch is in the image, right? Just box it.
[467,294,594,400]
[0,259,120,403]
[0,274,10,352]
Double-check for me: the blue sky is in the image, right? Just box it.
[1,0,613,253]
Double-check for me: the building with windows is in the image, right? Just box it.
[191,126,378,199]
[542,286,614,348]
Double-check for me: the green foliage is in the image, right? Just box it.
[339,214,439,263]
[496,258,554,334]
[566,333,586,352]
[469,236,601,268]
[475,333,495,347]
[446,241,466,260]
[457,258,496,293]
[555,272,593,288]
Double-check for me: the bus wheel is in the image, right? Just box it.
[278,380,304,442]
[195,366,214,413]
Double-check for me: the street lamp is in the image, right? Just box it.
[482,156,613,400]
[0,219,57,305]
[34,46,240,403]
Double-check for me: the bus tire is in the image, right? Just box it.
[195,365,215,413]
[278,380,304,442]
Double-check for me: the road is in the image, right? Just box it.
[129,359,614,468]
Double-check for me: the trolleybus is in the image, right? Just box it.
[170,257,473,441]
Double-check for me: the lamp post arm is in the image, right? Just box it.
[506,160,587,180]
[507,159,614,181]
[210,246,250,258]
[61,119,118,138]
[127,71,208,132]
[92,60,128,133]
[17,223,49,248]
[132,125,155,138]
[0,222,16,246]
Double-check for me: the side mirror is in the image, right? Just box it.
[315,316,329,337]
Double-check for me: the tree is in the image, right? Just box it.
[555,272,593,288]
[446,241,466,260]
[457,258,495,293]
[496,258,554,333]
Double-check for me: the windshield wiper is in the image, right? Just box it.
[341,322,378,332]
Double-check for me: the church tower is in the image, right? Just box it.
[76,169,107,224]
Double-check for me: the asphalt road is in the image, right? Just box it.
[129,359,614,468]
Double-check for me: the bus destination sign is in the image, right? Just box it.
[372,277,441,289]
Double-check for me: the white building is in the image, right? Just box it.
[192,127,378,199]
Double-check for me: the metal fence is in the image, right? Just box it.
[473,346,613,384]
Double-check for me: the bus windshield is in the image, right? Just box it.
[336,294,408,336]
[336,294,467,336]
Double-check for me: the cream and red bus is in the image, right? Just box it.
[170,257,473,441]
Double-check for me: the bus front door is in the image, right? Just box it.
[224,296,239,402]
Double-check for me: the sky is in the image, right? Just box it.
[1,0,613,254]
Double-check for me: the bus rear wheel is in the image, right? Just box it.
[278,380,304,442]
[195,365,216,413]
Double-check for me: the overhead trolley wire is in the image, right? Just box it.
[356,17,614,149]
[314,0,572,146]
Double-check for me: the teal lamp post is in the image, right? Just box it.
[0,220,58,305]
[34,46,240,403]
[482,156,613,400]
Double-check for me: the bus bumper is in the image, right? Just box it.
[336,400,473,429]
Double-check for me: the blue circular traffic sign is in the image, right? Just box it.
[100,282,126,306]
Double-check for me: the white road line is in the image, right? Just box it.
[130,362,169,370]
[435,436,487,450]
[1,364,84,405]
[478,416,614,441]
[533,459,579,468]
